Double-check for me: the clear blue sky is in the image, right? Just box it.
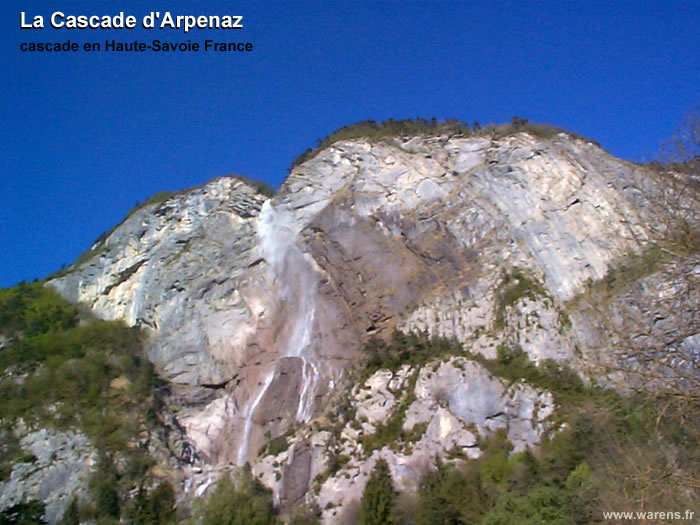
[1,0,698,288]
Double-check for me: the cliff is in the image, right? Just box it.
[3,127,698,522]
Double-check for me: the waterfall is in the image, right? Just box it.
[236,200,320,464]
[236,371,274,465]
[194,474,213,497]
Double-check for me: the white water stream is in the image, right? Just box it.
[236,372,274,465]
[236,200,321,464]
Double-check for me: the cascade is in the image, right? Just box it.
[236,371,274,465]
[236,200,320,464]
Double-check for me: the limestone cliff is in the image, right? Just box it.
[38,129,698,522]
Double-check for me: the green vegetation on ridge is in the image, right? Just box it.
[288,116,596,173]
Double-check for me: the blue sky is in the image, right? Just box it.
[1,0,698,287]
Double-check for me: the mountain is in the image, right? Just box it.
[2,123,698,523]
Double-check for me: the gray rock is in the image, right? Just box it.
[0,425,95,524]
[310,357,553,522]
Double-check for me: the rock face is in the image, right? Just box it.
[310,358,554,523]
[0,424,95,524]
[48,177,268,388]
[249,357,554,523]
[45,131,699,521]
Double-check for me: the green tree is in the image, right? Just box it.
[481,486,573,525]
[0,500,47,524]
[199,471,279,525]
[416,460,487,525]
[59,499,79,525]
[359,458,396,525]
[416,463,462,525]
[129,482,175,525]
[92,455,120,519]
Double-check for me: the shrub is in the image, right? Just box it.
[258,433,290,458]
[511,116,529,130]
[287,117,597,176]
[493,268,547,330]
[360,370,419,454]
[233,174,275,197]
[361,330,462,378]
[288,118,471,172]
[327,454,351,476]
[288,503,322,525]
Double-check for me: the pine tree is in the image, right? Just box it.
[359,458,395,525]
[59,498,79,525]
[199,470,279,525]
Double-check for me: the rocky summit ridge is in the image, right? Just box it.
[3,127,698,523]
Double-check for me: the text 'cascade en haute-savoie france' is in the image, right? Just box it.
[19,11,253,53]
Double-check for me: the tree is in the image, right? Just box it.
[95,479,120,519]
[129,482,175,524]
[416,458,488,525]
[658,105,700,164]
[0,500,47,524]
[359,458,396,525]
[416,462,462,525]
[59,499,79,525]
[511,116,529,131]
[199,471,279,525]
[91,454,120,520]
[481,487,573,525]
